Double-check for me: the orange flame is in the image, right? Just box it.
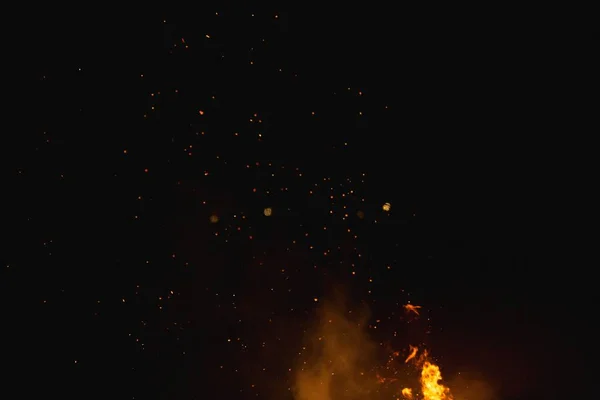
[405,345,418,363]
[293,298,458,400]
[420,361,453,400]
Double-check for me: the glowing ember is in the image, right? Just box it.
[401,387,413,399]
[404,304,422,316]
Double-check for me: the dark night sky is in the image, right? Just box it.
[4,6,594,400]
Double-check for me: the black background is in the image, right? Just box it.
[5,5,594,399]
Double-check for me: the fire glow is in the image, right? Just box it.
[402,346,453,400]
[293,297,456,400]
[382,344,453,400]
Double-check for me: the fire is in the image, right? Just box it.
[377,344,454,400]
[294,299,457,400]
[420,361,453,400]
[399,344,454,400]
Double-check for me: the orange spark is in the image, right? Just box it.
[402,387,413,399]
[404,304,421,316]
[377,373,398,384]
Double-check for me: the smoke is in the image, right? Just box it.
[292,290,498,400]
[446,372,499,400]
[293,292,379,400]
